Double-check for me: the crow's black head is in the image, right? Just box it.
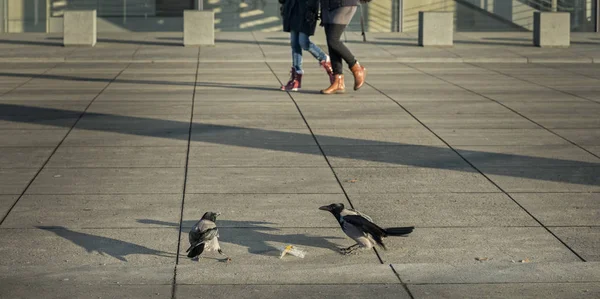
[319,203,345,214]
[201,211,221,222]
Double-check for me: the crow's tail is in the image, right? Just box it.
[187,243,206,258]
[384,226,414,236]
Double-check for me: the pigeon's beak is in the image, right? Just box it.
[318,205,330,211]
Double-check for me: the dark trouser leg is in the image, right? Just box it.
[324,23,356,74]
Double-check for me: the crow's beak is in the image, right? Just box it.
[319,205,330,211]
[216,212,222,216]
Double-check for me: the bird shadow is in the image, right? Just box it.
[137,219,345,256]
[36,226,176,262]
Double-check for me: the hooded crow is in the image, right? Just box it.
[186,211,228,260]
[319,203,414,255]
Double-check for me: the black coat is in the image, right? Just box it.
[280,0,319,36]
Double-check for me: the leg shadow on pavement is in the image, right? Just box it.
[36,226,176,262]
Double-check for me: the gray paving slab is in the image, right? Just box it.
[417,114,539,129]
[379,227,581,264]
[502,101,600,115]
[433,129,570,146]
[194,114,308,129]
[0,228,177,265]
[393,262,600,284]
[2,194,181,229]
[76,114,190,131]
[0,169,37,195]
[190,127,317,147]
[0,91,100,102]
[312,128,445,146]
[322,145,470,168]
[554,129,600,145]
[334,167,498,193]
[401,101,511,115]
[185,167,341,194]
[0,264,174,288]
[94,90,194,102]
[47,146,187,168]
[62,129,189,147]
[0,147,54,168]
[483,167,600,192]
[181,194,347,229]
[456,145,600,168]
[194,102,299,114]
[349,193,536,227]
[176,284,409,299]
[86,101,192,117]
[188,145,325,167]
[527,114,600,129]
[550,227,600,262]
[26,168,185,195]
[513,193,600,226]
[0,283,171,299]
[0,129,68,147]
[409,282,600,299]
[195,90,291,102]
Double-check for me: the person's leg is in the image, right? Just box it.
[298,32,327,62]
[298,32,334,83]
[290,31,303,73]
[281,31,303,91]
[325,24,343,75]
[321,24,345,94]
[325,24,356,70]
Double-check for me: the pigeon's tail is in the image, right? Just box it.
[187,243,206,258]
[384,226,414,236]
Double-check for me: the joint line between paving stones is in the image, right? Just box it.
[389,264,416,299]
[251,31,267,59]
[172,47,201,299]
[0,62,132,226]
[464,63,600,160]
[469,62,600,105]
[367,67,588,262]
[0,62,61,98]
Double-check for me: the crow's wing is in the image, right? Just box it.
[188,219,218,248]
[346,208,373,222]
[342,215,387,247]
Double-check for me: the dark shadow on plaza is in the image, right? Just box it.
[1,103,599,187]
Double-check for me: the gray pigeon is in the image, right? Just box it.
[186,212,228,260]
[319,203,414,255]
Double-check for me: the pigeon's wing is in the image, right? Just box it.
[342,215,387,247]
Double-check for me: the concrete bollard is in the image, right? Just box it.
[63,10,97,47]
[534,12,570,47]
[418,11,453,47]
[184,10,215,46]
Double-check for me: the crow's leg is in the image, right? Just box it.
[340,243,360,255]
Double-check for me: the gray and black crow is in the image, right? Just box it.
[319,203,414,255]
[186,212,229,260]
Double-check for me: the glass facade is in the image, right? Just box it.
[0,0,598,33]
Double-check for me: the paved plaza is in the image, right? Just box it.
[0,31,599,298]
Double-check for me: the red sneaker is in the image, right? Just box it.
[281,68,302,92]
